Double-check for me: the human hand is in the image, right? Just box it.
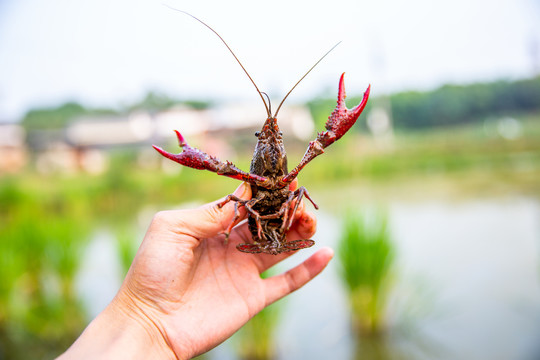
[58,181,333,360]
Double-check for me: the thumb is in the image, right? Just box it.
[179,182,252,240]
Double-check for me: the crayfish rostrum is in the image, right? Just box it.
[153,11,370,255]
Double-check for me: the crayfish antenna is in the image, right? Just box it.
[273,41,341,118]
[164,5,271,118]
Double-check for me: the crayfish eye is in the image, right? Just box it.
[254,131,261,137]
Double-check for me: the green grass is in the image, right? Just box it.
[337,210,395,336]
[234,270,282,360]
[234,302,281,360]
[0,186,90,359]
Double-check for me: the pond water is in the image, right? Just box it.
[76,195,540,359]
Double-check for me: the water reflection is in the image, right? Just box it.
[389,197,540,360]
[75,231,123,318]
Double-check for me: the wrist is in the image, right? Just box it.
[57,292,177,360]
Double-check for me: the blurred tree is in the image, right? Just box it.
[21,102,115,130]
[308,76,540,131]
[390,76,540,129]
[20,93,211,133]
[129,91,211,112]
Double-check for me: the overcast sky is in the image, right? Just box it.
[0,0,539,121]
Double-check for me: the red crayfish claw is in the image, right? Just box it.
[281,73,370,185]
[318,73,371,148]
[153,130,268,185]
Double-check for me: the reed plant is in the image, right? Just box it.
[234,271,281,360]
[337,210,395,336]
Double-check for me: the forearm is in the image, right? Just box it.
[56,299,177,360]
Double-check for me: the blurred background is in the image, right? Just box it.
[1,0,540,359]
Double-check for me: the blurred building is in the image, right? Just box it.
[0,123,28,173]
[25,104,314,174]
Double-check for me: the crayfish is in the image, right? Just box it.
[153,11,370,254]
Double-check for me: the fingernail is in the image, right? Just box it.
[319,247,335,261]
[300,212,317,236]
[233,182,250,199]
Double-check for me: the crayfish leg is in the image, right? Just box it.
[283,239,315,251]
[217,194,249,241]
[237,243,263,254]
[282,186,318,233]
